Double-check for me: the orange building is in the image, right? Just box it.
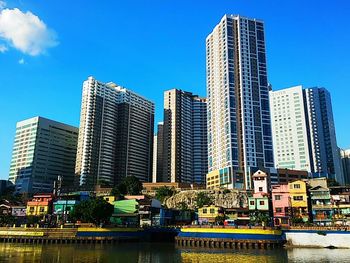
[26,193,54,217]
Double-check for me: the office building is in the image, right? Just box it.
[206,15,274,189]
[8,117,78,193]
[152,122,164,183]
[341,149,350,185]
[270,86,311,171]
[304,87,343,184]
[163,89,207,184]
[270,86,344,184]
[75,76,154,190]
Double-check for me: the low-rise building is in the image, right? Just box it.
[138,198,162,226]
[248,171,270,224]
[110,199,139,226]
[26,194,53,217]
[197,205,223,224]
[330,186,350,226]
[271,184,290,226]
[309,186,332,225]
[288,180,309,222]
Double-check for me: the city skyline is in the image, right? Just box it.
[1,0,350,179]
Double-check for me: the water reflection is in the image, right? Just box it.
[0,243,349,262]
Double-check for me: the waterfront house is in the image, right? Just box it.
[330,186,350,226]
[138,198,162,226]
[53,192,90,220]
[0,199,12,215]
[224,207,250,225]
[288,180,308,222]
[110,199,139,226]
[198,205,223,224]
[26,193,53,217]
[309,185,333,226]
[271,184,290,226]
[248,171,270,224]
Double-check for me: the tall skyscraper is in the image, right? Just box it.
[75,76,154,190]
[163,89,207,184]
[303,87,343,184]
[270,86,311,171]
[341,149,350,185]
[206,15,274,189]
[152,122,164,183]
[8,117,78,194]
[270,86,344,184]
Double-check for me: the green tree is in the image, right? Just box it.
[110,187,123,200]
[177,201,188,211]
[196,192,213,208]
[215,215,226,225]
[70,198,114,226]
[26,215,40,226]
[0,214,16,226]
[250,211,270,225]
[155,186,175,202]
[123,176,142,195]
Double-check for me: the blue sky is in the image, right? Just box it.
[0,0,349,179]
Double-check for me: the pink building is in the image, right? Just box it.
[252,170,268,198]
[271,184,290,226]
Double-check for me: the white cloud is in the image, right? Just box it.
[18,58,24,64]
[0,44,7,52]
[0,1,6,10]
[0,7,58,56]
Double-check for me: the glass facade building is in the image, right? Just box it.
[8,117,78,194]
[206,15,274,189]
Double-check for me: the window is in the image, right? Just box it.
[203,209,207,214]
[275,195,281,200]
[259,187,263,192]
[250,201,255,206]
[210,209,215,214]
[293,196,303,201]
[294,184,301,189]
[39,207,45,213]
[29,207,34,212]
[259,201,265,205]
[275,208,282,213]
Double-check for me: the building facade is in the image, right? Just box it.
[341,149,350,185]
[75,76,154,190]
[8,117,78,194]
[270,86,343,184]
[163,89,207,184]
[270,86,311,171]
[153,122,165,182]
[304,87,343,183]
[206,15,274,190]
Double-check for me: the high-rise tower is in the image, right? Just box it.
[206,15,274,189]
[163,89,207,184]
[75,77,154,190]
[9,117,78,194]
[270,86,344,184]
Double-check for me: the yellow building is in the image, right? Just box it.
[103,196,117,205]
[288,180,308,221]
[198,205,223,223]
[206,170,220,189]
[26,194,53,217]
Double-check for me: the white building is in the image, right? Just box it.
[9,117,78,193]
[206,15,274,189]
[270,86,344,184]
[270,86,311,171]
[75,76,155,190]
[163,89,207,184]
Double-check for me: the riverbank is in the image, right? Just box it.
[1,226,350,249]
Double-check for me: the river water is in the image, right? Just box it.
[0,242,349,263]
